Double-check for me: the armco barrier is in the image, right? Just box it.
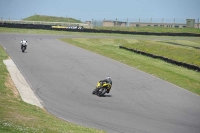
[1,23,200,37]
[119,46,200,72]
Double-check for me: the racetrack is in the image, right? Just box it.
[1,33,200,133]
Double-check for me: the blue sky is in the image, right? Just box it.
[0,0,199,23]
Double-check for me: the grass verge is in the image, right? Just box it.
[0,45,105,133]
[60,38,200,95]
[121,40,200,67]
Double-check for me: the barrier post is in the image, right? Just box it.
[116,18,117,27]
[174,18,175,28]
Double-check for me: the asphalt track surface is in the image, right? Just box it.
[1,33,200,133]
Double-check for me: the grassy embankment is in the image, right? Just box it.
[0,43,104,132]
[23,15,82,23]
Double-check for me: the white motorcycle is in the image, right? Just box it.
[20,40,27,53]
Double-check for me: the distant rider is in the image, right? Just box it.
[99,76,113,93]
[20,39,27,50]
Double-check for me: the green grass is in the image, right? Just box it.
[0,45,105,133]
[60,38,200,95]
[23,15,82,23]
[94,26,200,34]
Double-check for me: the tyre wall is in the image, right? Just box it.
[119,46,200,72]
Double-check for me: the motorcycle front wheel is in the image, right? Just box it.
[22,47,26,52]
[97,88,107,97]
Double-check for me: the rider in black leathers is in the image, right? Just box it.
[99,76,112,93]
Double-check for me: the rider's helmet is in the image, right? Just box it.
[106,76,111,80]
[22,39,27,43]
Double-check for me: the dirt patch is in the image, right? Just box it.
[5,74,20,99]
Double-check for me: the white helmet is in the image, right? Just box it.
[106,76,111,80]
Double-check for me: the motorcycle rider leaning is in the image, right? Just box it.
[99,76,112,93]
[20,39,27,50]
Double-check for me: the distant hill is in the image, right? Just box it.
[23,15,82,23]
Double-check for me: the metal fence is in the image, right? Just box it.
[89,18,200,28]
